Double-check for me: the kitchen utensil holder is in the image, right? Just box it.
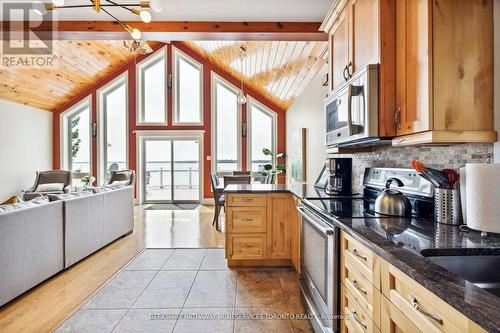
[434,188,462,225]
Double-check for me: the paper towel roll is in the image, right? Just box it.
[465,163,500,233]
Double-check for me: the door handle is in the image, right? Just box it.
[343,65,349,81]
[347,61,353,78]
[394,106,401,130]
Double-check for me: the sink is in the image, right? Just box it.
[424,255,500,298]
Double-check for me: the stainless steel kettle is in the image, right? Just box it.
[375,178,412,217]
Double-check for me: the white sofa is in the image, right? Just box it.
[0,186,134,307]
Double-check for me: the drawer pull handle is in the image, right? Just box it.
[241,218,254,222]
[241,198,254,202]
[351,249,367,261]
[351,279,367,295]
[409,295,443,325]
[351,309,367,330]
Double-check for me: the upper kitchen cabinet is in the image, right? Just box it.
[321,0,397,137]
[392,0,497,146]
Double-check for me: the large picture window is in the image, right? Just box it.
[211,74,241,173]
[248,99,277,171]
[137,48,166,124]
[98,73,128,183]
[173,48,203,125]
[61,97,92,186]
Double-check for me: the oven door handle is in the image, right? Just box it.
[346,84,353,137]
[296,205,334,236]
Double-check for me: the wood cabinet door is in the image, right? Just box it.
[395,0,431,136]
[330,5,350,91]
[227,206,267,233]
[350,0,379,75]
[228,233,267,260]
[381,296,422,333]
[266,193,292,259]
[291,196,301,273]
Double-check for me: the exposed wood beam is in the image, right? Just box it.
[1,21,327,41]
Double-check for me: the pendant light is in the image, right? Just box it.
[237,46,247,105]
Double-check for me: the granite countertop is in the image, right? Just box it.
[223,183,337,199]
[224,183,500,332]
[331,217,500,333]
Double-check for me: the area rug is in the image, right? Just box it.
[145,203,199,210]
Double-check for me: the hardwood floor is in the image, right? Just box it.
[0,205,225,333]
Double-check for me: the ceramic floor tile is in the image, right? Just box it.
[236,271,287,309]
[173,308,233,333]
[184,270,237,308]
[272,270,302,307]
[287,305,315,333]
[199,249,227,270]
[132,271,197,308]
[113,308,180,333]
[233,307,294,333]
[55,309,126,333]
[83,271,157,309]
[124,249,175,271]
[161,249,207,270]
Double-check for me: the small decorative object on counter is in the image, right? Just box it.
[81,175,96,188]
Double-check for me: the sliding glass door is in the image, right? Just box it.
[143,138,200,203]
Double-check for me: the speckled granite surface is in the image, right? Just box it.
[225,184,500,332]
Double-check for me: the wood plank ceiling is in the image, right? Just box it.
[0,40,138,111]
[184,40,327,109]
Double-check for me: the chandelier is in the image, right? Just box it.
[237,46,247,105]
[123,40,153,54]
[33,0,163,40]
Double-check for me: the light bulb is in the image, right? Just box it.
[237,90,247,105]
[139,10,152,23]
[32,1,46,15]
[130,28,142,40]
[149,0,163,13]
[53,0,65,6]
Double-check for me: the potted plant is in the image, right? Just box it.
[257,148,286,184]
[81,175,96,188]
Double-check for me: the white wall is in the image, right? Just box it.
[286,64,328,183]
[494,0,500,161]
[0,99,53,200]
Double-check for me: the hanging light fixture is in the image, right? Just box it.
[123,40,153,54]
[237,46,248,105]
[35,0,162,40]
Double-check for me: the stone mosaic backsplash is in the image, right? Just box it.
[338,143,494,193]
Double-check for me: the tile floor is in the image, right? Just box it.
[55,248,314,333]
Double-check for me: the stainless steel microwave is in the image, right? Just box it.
[325,64,379,147]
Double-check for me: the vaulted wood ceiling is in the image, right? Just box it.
[0,40,139,110]
[184,40,327,109]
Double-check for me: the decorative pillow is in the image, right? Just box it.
[35,183,65,193]
[111,180,129,186]
[1,196,22,205]
[0,196,49,213]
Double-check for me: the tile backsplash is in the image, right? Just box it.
[340,143,493,192]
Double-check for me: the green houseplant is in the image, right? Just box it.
[258,148,286,183]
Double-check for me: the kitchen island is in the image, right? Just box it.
[224,184,500,333]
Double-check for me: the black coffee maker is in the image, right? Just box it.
[325,158,352,196]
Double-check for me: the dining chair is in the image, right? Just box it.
[232,171,251,176]
[223,175,251,187]
[210,173,224,231]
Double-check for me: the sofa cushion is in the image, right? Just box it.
[0,196,49,214]
[47,190,93,202]
[91,184,126,193]
[35,183,65,192]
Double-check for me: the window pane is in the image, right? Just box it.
[142,57,165,123]
[177,54,201,123]
[250,105,273,171]
[216,82,238,172]
[104,83,127,180]
[69,106,90,186]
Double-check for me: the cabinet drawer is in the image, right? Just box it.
[341,285,380,333]
[381,261,468,333]
[341,253,381,328]
[381,296,421,333]
[227,194,267,207]
[341,231,380,288]
[227,207,266,233]
[227,233,266,260]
